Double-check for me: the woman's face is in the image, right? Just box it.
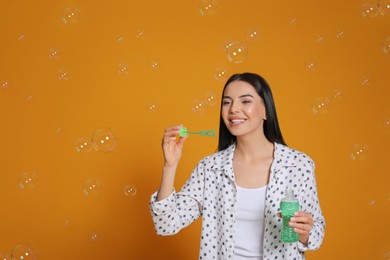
[221,80,266,137]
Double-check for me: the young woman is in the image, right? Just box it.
[150,72,325,259]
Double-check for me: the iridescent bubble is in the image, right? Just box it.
[333,89,342,99]
[245,26,260,42]
[11,244,36,260]
[198,0,218,15]
[146,101,158,113]
[361,2,379,17]
[214,68,228,82]
[361,76,371,87]
[58,68,70,80]
[116,36,125,43]
[149,59,160,71]
[64,218,71,228]
[368,199,376,206]
[25,95,33,102]
[192,98,206,113]
[124,184,137,196]
[378,0,390,15]
[0,78,10,89]
[88,230,100,242]
[62,7,80,24]
[225,41,248,64]
[384,251,390,260]
[92,127,118,152]
[305,59,317,71]
[349,144,369,160]
[289,17,297,25]
[82,178,102,196]
[382,36,390,54]
[118,63,129,75]
[75,137,93,153]
[18,172,38,190]
[18,34,26,41]
[0,252,11,260]
[48,48,60,60]
[336,29,347,39]
[204,91,217,106]
[316,34,325,44]
[384,116,390,128]
[311,97,331,114]
[135,29,145,39]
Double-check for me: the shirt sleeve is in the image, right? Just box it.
[149,160,206,236]
[298,158,326,252]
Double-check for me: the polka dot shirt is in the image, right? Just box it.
[150,143,325,259]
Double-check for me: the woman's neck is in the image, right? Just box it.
[235,135,274,161]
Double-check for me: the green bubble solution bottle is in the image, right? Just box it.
[280,188,300,242]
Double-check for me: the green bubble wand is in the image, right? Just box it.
[179,126,216,137]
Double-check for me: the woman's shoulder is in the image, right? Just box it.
[275,142,314,166]
[198,144,234,165]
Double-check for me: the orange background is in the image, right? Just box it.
[0,0,389,259]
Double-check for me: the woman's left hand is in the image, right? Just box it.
[288,211,314,245]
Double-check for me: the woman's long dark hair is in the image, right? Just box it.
[218,72,286,151]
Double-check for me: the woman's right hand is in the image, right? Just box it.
[162,125,188,168]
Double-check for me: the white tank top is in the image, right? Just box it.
[233,185,267,260]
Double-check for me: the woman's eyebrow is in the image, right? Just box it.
[222,94,254,99]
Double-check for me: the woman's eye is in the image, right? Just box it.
[223,101,231,105]
[242,100,252,104]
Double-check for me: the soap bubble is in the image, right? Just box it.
[311,97,331,114]
[124,184,137,196]
[382,36,390,54]
[19,172,38,190]
[349,144,369,160]
[204,91,217,106]
[192,98,206,113]
[0,252,11,260]
[336,29,347,39]
[368,199,376,206]
[75,137,93,153]
[361,2,379,17]
[11,244,37,260]
[18,34,26,41]
[118,63,129,75]
[384,116,390,128]
[58,68,70,80]
[88,230,100,242]
[289,17,297,25]
[146,101,158,113]
[305,59,317,71]
[214,68,228,82]
[82,178,102,196]
[378,0,390,15]
[361,76,371,87]
[316,34,325,44]
[198,0,218,15]
[149,59,160,71]
[62,7,80,24]
[135,29,145,39]
[92,127,118,152]
[225,40,248,64]
[332,89,342,99]
[245,26,260,42]
[0,78,10,89]
[48,48,60,60]
[384,251,390,260]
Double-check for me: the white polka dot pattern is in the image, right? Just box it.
[150,142,325,259]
